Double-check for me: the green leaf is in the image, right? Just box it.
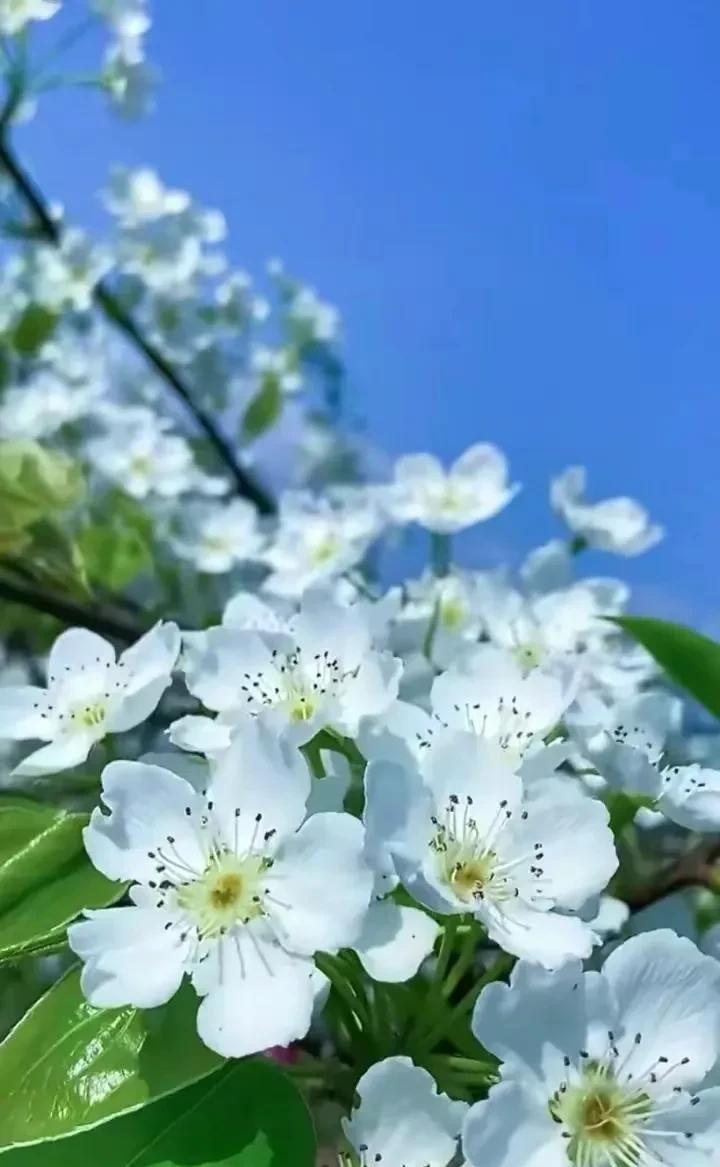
[242,377,283,440]
[0,1059,315,1165]
[78,521,151,591]
[612,616,720,719]
[11,306,57,357]
[0,441,85,535]
[0,969,224,1149]
[0,799,123,965]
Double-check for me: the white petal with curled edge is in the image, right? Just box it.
[267,811,373,957]
[602,930,720,1090]
[481,900,597,969]
[343,1056,467,1167]
[84,760,206,883]
[463,1080,568,1167]
[12,730,95,777]
[120,621,180,692]
[47,628,115,680]
[69,906,186,1009]
[208,719,310,853]
[194,925,314,1059]
[168,713,234,756]
[354,901,439,983]
[0,686,52,741]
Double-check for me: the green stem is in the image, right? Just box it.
[406,917,458,1047]
[430,531,452,576]
[421,952,514,1053]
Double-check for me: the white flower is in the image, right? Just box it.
[364,731,617,967]
[0,0,59,36]
[103,36,154,118]
[250,345,303,394]
[261,490,382,597]
[287,285,340,343]
[464,931,720,1167]
[342,1057,467,1167]
[25,230,112,313]
[170,499,263,574]
[174,590,402,750]
[0,623,179,777]
[92,0,150,40]
[86,409,204,499]
[68,722,373,1058]
[383,443,519,534]
[104,167,189,226]
[0,370,100,441]
[551,466,664,556]
[428,645,575,766]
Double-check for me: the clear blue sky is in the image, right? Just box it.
[16,1,720,625]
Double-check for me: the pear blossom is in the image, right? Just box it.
[0,370,100,441]
[103,167,190,226]
[25,230,112,313]
[92,0,151,41]
[0,623,179,777]
[250,345,303,395]
[103,37,155,119]
[68,722,373,1058]
[341,1057,467,1167]
[383,443,519,534]
[261,490,383,597]
[86,408,224,500]
[551,466,664,556]
[173,589,402,751]
[0,0,59,36]
[288,285,340,343]
[169,498,263,574]
[464,931,720,1167]
[364,731,617,967]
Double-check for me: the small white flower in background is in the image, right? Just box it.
[215,271,269,327]
[0,0,59,36]
[342,1057,467,1167]
[169,498,263,574]
[25,230,112,313]
[86,408,210,500]
[261,489,383,597]
[383,443,519,534]
[364,731,617,967]
[0,623,179,777]
[0,370,101,441]
[68,721,373,1058]
[393,568,501,670]
[287,285,340,344]
[250,345,303,395]
[551,465,664,556]
[103,167,190,227]
[114,200,225,294]
[173,589,402,751]
[429,644,575,767]
[103,37,155,119]
[92,0,150,41]
[464,931,720,1167]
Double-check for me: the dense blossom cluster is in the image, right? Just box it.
[1,6,720,1166]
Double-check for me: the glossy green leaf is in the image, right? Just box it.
[0,969,223,1149]
[11,306,57,356]
[0,1059,315,1166]
[242,377,283,440]
[0,441,84,535]
[0,799,123,965]
[612,615,720,718]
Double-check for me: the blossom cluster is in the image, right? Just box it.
[2,428,720,1164]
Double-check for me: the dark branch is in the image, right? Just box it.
[0,135,276,514]
[626,837,720,912]
[0,573,145,643]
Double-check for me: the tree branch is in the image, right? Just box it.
[0,134,276,514]
[0,573,145,643]
[625,837,720,912]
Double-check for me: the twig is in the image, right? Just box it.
[626,837,720,912]
[0,572,145,642]
[0,134,276,514]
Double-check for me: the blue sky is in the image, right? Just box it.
[16,1,720,624]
